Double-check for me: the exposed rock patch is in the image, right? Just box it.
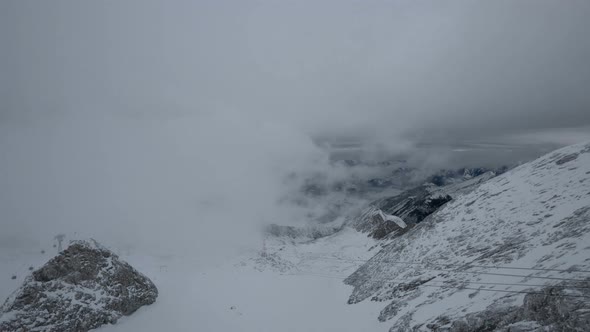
[556,153,579,165]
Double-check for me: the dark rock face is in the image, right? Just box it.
[352,185,452,239]
[379,187,452,226]
[350,170,499,240]
[555,153,578,165]
[0,240,158,332]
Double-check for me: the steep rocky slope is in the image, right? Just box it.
[344,142,590,331]
[350,171,497,240]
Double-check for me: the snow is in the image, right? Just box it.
[344,141,590,329]
[94,257,385,332]
[97,227,388,332]
[1,228,388,332]
[3,142,589,331]
[375,210,407,229]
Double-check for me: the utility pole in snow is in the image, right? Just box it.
[54,234,66,252]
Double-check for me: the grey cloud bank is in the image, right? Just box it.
[1,0,589,254]
[3,1,590,135]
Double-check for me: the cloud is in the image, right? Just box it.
[1,0,589,254]
[3,0,590,136]
[0,110,332,257]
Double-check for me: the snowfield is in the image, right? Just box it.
[1,228,389,332]
[98,227,388,332]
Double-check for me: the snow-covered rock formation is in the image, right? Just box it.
[351,171,497,240]
[0,239,158,332]
[344,142,590,331]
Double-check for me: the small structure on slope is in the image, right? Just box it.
[0,239,158,332]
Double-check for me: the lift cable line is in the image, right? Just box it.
[279,253,590,275]
[285,272,590,299]
[285,272,590,290]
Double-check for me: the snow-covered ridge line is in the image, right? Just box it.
[349,170,498,240]
[344,141,590,331]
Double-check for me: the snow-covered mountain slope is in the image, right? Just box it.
[344,142,590,331]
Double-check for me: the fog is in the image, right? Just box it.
[1,1,590,257]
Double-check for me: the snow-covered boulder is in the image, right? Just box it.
[0,239,158,332]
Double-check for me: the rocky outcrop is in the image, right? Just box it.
[0,239,158,332]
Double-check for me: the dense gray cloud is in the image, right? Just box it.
[2,0,590,136]
[1,1,589,254]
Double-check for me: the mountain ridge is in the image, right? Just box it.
[343,141,590,331]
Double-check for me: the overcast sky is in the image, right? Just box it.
[1,1,590,253]
[2,0,590,141]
